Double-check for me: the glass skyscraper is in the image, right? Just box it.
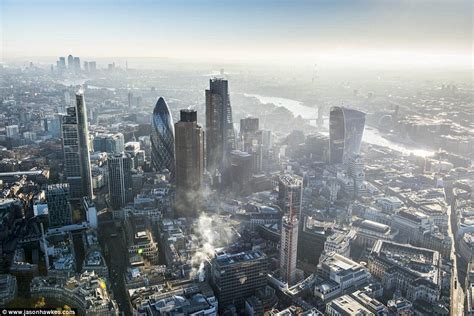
[150,97,175,178]
[205,78,235,175]
[329,106,366,164]
[107,153,133,210]
[62,92,93,200]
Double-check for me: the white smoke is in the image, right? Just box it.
[189,213,236,280]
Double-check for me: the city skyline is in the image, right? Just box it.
[1,0,472,68]
[0,1,472,314]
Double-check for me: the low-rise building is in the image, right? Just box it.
[314,253,370,302]
[353,219,398,249]
[368,240,441,304]
[30,271,119,315]
[326,294,374,316]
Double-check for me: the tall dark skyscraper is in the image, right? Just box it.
[46,183,71,227]
[205,78,235,175]
[150,97,175,178]
[62,92,93,200]
[329,106,366,164]
[107,153,133,210]
[240,117,263,173]
[174,110,204,217]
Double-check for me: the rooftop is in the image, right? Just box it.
[214,250,266,266]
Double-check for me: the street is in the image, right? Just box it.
[98,212,132,315]
[448,204,465,316]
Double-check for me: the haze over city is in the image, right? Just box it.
[2,0,473,67]
[0,1,473,316]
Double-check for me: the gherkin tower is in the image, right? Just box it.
[150,97,175,178]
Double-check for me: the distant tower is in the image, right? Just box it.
[58,57,66,70]
[316,105,324,127]
[240,117,263,172]
[88,61,96,72]
[128,92,133,107]
[73,57,81,72]
[329,106,365,164]
[62,92,93,200]
[67,55,74,69]
[175,109,204,217]
[280,192,299,286]
[107,153,133,210]
[150,97,175,178]
[46,184,72,227]
[205,78,235,176]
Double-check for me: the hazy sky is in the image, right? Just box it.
[1,0,472,66]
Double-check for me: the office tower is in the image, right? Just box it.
[229,150,252,194]
[240,117,263,173]
[5,125,19,138]
[64,91,71,107]
[280,197,299,286]
[23,132,36,142]
[277,175,303,217]
[67,54,74,69]
[348,154,366,196]
[240,117,259,135]
[46,184,72,227]
[174,109,204,216]
[316,105,324,127]
[124,141,145,168]
[150,97,175,178]
[107,153,133,210]
[88,61,96,72]
[62,92,93,200]
[58,57,66,70]
[83,61,89,72]
[93,133,124,154]
[73,57,81,72]
[329,106,365,164]
[49,114,62,138]
[205,78,235,175]
[211,250,267,312]
[128,92,133,107]
[261,130,272,150]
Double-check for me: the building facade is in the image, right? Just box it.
[277,175,303,217]
[62,92,93,200]
[280,213,299,286]
[211,250,267,312]
[46,183,72,227]
[174,109,205,217]
[368,240,441,304]
[329,107,366,164]
[205,78,235,176]
[107,153,133,210]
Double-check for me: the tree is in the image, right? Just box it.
[33,296,46,308]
